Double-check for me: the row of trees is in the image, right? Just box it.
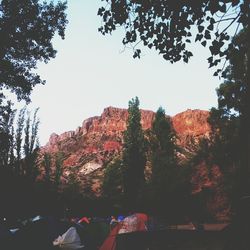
[0,105,39,178]
[102,97,189,220]
[98,0,249,200]
[102,29,248,215]
[0,0,68,218]
[0,0,248,220]
[191,28,248,211]
[0,0,68,176]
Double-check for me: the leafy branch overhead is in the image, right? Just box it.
[98,0,248,73]
[0,0,68,102]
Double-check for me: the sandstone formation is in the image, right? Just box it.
[41,107,211,183]
[39,107,229,220]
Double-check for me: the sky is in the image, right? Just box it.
[11,1,222,146]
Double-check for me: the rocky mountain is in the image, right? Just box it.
[42,108,206,166]
[39,107,230,220]
[40,107,210,191]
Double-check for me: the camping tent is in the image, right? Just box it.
[13,216,71,250]
[99,213,148,250]
[53,227,84,250]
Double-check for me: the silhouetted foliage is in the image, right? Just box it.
[122,97,146,209]
[216,29,248,117]
[150,107,177,188]
[98,1,248,73]
[102,157,123,202]
[0,105,40,182]
[208,28,249,198]
[63,167,81,201]
[15,107,26,174]
[54,151,64,188]
[148,107,189,220]
[186,29,248,220]
[0,0,68,102]
[0,99,15,168]
[23,108,40,180]
[42,152,52,184]
[98,0,250,200]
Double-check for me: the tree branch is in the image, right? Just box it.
[214,17,237,23]
[220,12,240,35]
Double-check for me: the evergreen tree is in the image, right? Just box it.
[122,97,146,209]
[63,167,81,202]
[149,107,183,216]
[43,152,52,184]
[0,99,15,168]
[98,1,249,198]
[151,107,177,186]
[54,151,64,188]
[102,157,122,202]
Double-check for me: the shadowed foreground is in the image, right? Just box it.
[116,228,226,250]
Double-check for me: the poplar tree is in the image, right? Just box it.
[15,107,26,174]
[0,100,15,168]
[122,97,146,208]
[23,108,40,180]
[150,107,179,214]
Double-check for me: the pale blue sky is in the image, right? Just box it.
[12,1,222,145]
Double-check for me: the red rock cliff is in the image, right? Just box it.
[40,107,231,220]
[41,107,210,180]
[43,107,209,154]
[40,107,211,193]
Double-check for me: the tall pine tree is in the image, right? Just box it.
[149,107,187,218]
[151,107,177,188]
[122,97,146,210]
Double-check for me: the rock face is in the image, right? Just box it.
[42,107,210,174]
[173,109,211,159]
[40,107,229,220]
[40,106,210,192]
[191,161,230,221]
[42,107,156,170]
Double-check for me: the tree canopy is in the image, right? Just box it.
[98,0,249,196]
[98,0,248,74]
[208,28,249,197]
[0,0,68,102]
[215,28,248,117]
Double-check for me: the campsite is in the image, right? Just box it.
[1,208,250,250]
[1,1,249,249]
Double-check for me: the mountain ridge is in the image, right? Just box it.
[39,106,230,221]
[39,106,211,192]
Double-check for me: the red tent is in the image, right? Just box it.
[78,217,90,224]
[99,213,148,250]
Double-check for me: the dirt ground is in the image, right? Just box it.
[116,224,231,250]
